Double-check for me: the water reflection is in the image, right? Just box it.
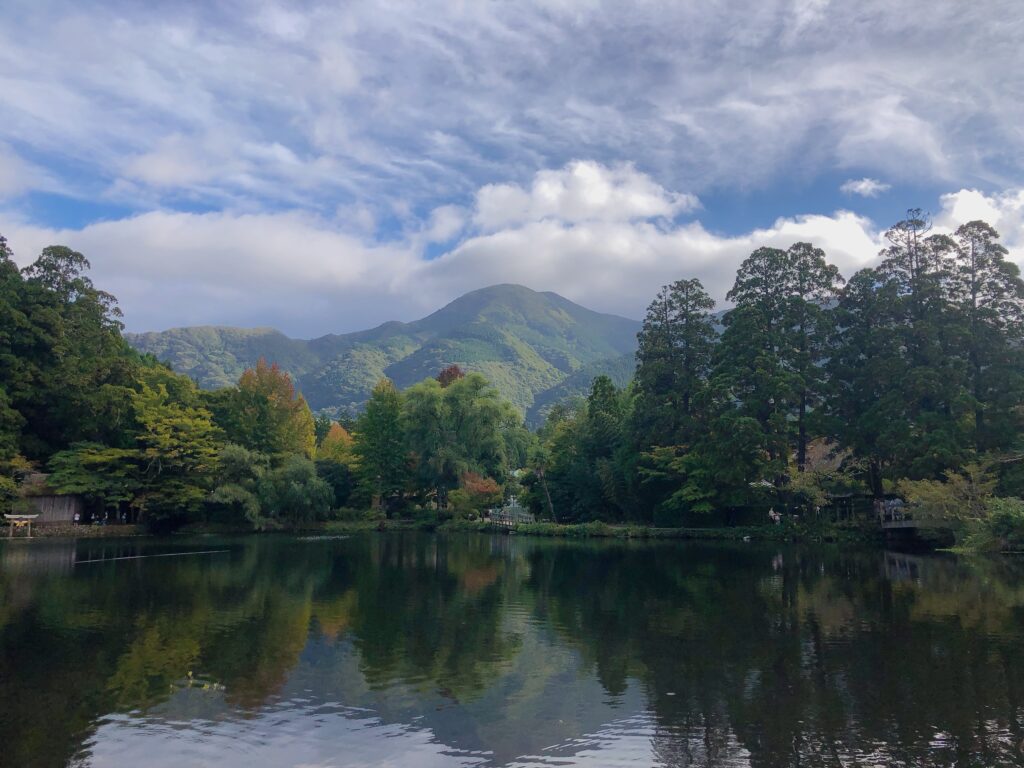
[1,534,1023,767]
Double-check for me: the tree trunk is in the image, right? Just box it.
[538,468,556,522]
[797,388,807,472]
[868,458,884,500]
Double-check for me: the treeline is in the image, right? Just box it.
[527,211,1024,537]
[0,238,529,530]
[3,209,1024,540]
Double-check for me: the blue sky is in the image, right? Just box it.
[1,0,1022,336]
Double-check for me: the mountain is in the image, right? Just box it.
[126,284,640,425]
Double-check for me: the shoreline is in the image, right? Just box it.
[1,518,883,545]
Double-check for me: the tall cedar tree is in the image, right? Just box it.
[950,221,1024,449]
[876,209,968,476]
[714,245,842,479]
[633,278,715,447]
[9,244,136,459]
[827,269,906,497]
[786,242,844,470]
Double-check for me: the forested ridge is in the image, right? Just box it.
[3,209,1024,546]
[125,283,640,425]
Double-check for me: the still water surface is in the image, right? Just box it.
[2,533,1024,767]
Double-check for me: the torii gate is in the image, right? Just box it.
[4,514,39,538]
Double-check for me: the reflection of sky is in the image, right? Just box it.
[11,537,1024,767]
[85,624,674,768]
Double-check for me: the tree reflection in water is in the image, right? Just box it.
[1,535,1023,767]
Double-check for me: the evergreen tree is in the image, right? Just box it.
[785,242,843,470]
[827,269,906,497]
[633,278,715,447]
[950,220,1024,449]
[875,210,970,476]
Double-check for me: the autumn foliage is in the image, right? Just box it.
[318,422,354,463]
[436,364,466,388]
[231,358,316,458]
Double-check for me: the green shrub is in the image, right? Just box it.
[0,475,17,514]
[984,497,1024,551]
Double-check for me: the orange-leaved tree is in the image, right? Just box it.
[215,358,316,458]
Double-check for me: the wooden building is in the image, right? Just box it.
[18,473,84,525]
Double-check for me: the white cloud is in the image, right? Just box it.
[4,154,1023,337]
[840,177,892,198]
[934,188,1024,262]
[0,143,55,199]
[423,205,467,243]
[1,210,420,335]
[474,161,698,231]
[419,210,881,320]
[0,161,904,335]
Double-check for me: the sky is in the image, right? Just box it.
[1,0,1023,336]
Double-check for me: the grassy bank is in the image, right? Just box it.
[4,516,880,545]
[321,517,883,544]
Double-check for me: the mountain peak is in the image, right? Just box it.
[128,284,640,423]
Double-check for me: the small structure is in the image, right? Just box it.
[488,496,535,527]
[17,473,84,525]
[4,514,39,538]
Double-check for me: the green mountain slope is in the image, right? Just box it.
[125,284,640,420]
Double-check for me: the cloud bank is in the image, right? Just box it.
[5,162,1021,335]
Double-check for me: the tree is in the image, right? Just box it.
[949,220,1024,449]
[448,471,502,519]
[541,378,633,522]
[0,237,26,460]
[210,359,316,458]
[314,413,333,446]
[716,244,843,475]
[9,242,137,459]
[898,458,998,525]
[207,444,267,528]
[785,242,843,470]
[353,378,407,511]
[47,365,221,528]
[403,373,510,509]
[258,455,333,527]
[873,210,971,477]
[826,269,905,497]
[48,442,141,513]
[317,422,354,463]
[633,278,715,447]
[436,364,466,388]
[714,247,797,481]
[130,367,221,527]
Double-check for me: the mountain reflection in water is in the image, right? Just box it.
[1,534,1023,768]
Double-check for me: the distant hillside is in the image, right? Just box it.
[127,284,640,424]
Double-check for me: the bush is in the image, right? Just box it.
[983,497,1024,551]
[0,474,17,515]
[259,455,333,527]
[959,497,1024,552]
[316,459,354,508]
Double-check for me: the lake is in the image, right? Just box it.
[1,533,1023,767]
